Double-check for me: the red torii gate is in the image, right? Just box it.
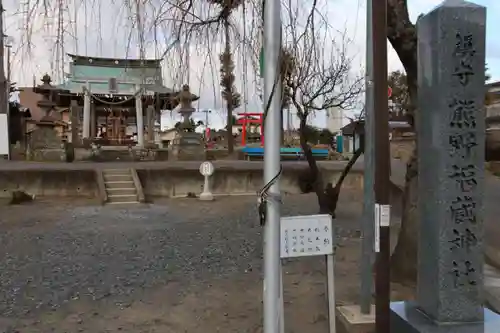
[237,112,264,146]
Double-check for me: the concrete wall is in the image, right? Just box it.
[0,164,363,200]
[0,169,99,198]
[136,166,363,198]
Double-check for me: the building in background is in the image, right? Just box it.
[486,81,500,118]
[326,106,343,134]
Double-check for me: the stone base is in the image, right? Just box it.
[390,301,500,333]
[28,149,66,162]
[336,304,375,333]
[199,191,214,201]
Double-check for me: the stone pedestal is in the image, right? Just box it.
[199,191,214,201]
[170,132,205,161]
[27,124,65,161]
[391,302,500,333]
[336,305,375,333]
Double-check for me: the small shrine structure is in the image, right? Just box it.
[33,53,198,148]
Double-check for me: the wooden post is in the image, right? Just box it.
[70,100,79,144]
[146,104,154,143]
[90,101,96,139]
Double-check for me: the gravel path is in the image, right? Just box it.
[0,193,363,332]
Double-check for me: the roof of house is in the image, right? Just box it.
[18,87,44,121]
[341,119,411,136]
[487,80,500,88]
[19,87,68,122]
[341,121,364,136]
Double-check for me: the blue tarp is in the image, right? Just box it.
[241,147,329,155]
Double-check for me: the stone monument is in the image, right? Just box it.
[390,1,500,332]
[170,84,205,161]
[27,74,66,161]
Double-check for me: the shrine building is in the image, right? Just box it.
[31,53,198,147]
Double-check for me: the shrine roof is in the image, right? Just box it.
[67,53,162,68]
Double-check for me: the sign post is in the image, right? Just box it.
[279,214,336,333]
[199,161,214,201]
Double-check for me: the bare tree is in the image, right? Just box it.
[165,0,243,153]
[280,0,363,215]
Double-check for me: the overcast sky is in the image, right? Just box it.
[4,0,499,130]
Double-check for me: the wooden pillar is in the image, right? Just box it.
[135,85,144,147]
[82,82,91,138]
[146,104,154,142]
[70,100,79,144]
[90,102,97,138]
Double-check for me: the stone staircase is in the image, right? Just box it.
[102,169,141,205]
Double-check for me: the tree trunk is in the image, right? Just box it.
[224,18,234,154]
[389,147,418,283]
[297,110,362,216]
[298,113,329,212]
[280,108,284,144]
[386,0,419,285]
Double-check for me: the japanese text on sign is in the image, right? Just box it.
[447,30,479,289]
[280,214,334,259]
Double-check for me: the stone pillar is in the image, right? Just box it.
[146,104,154,142]
[70,100,79,144]
[90,101,97,138]
[135,85,144,147]
[390,1,498,331]
[82,82,91,139]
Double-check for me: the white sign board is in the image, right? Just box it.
[280,214,334,258]
[199,161,214,176]
[0,114,8,155]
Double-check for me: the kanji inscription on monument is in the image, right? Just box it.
[415,0,486,324]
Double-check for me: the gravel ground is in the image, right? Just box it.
[0,192,366,333]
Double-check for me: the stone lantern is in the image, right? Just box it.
[170,84,204,160]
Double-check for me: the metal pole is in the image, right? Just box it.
[360,0,375,314]
[0,1,6,116]
[263,0,282,330]
[373,0,390,332]
[6,41,11,160]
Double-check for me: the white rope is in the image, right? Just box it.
[84,87,142,105]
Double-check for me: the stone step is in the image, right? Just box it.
[106,187,137,196]
[103,174,133,182]
[107,201,141,205]
[103,168,131,175]
[103,168,130,173]
[104,180,135,189]
[107,193,138,203]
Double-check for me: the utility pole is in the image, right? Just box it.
[360,0,375,315]
[0,0,6,115]
[373,0,390,332]
[5,37,11,160]
[262,0,282,332]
